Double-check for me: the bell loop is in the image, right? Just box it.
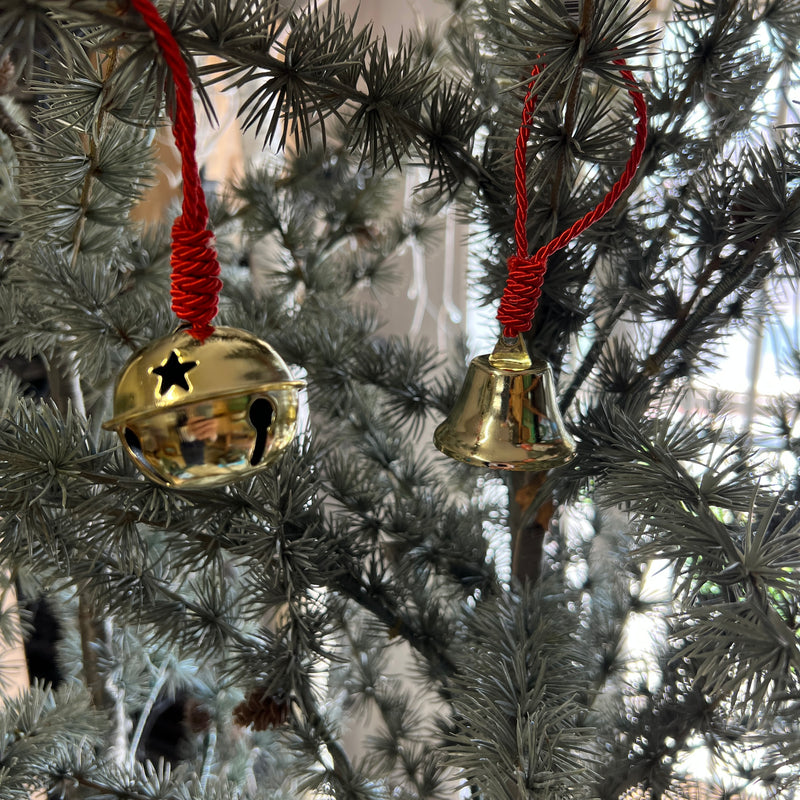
[488,334,533,371]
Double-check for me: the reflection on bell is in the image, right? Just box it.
[434,335,576,471]
[103,326,305,489]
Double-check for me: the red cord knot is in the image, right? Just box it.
[170,215,222,342]
[496,57,647,338]
[497,254,548,338]
[130,0,223,340]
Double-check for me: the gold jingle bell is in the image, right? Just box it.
[434,335,575,471]
[103,326,305,489]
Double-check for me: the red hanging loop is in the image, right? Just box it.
[497,61,648,338]
[130,0,222,342]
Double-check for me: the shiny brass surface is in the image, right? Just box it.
[103,326,305,489]
[434,336,575,471]
[487,333,532,370]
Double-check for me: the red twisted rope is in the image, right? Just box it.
[130,0,222,341]
[497,60,648,338]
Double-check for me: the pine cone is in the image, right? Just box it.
[233,690,291,731]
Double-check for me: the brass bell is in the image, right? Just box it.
[434,335,575,471]
[103,326,305,489]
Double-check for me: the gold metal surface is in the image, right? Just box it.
[103,326,305,489]
[434,336,576,471]
[487,333,532,370]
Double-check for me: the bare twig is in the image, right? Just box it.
[510,471,553,584]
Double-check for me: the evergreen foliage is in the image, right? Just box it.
[0,0,799,797]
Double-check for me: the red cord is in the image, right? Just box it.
[130,0,221,341]
[497,60,648,338]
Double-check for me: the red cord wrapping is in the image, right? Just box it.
[497,60,648,338]
[130,0,222,341]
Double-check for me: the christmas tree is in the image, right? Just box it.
[1,0,799,797]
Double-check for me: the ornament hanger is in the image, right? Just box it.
[105,0,304,489]
[435,59,647,471]
[497,60,648,338]
[130,0,222,342]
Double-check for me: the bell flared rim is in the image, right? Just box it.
[434,420,576,471]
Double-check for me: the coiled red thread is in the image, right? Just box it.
[130,0,222,342]
[497,61,648,338]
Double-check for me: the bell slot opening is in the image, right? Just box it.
[248,397,275,466]
[123,427,150,471]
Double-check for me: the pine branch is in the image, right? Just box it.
[294,679,364,797]
[0,402,458,698]
[643,183,800,380]
[547,0,594,214]
[596,655,719,800]
[559,291,628,412]
[562,38,791,407]
[335,571,457,678]
[72,775,158,800]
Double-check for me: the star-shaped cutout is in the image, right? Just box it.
[151,350,197,395]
